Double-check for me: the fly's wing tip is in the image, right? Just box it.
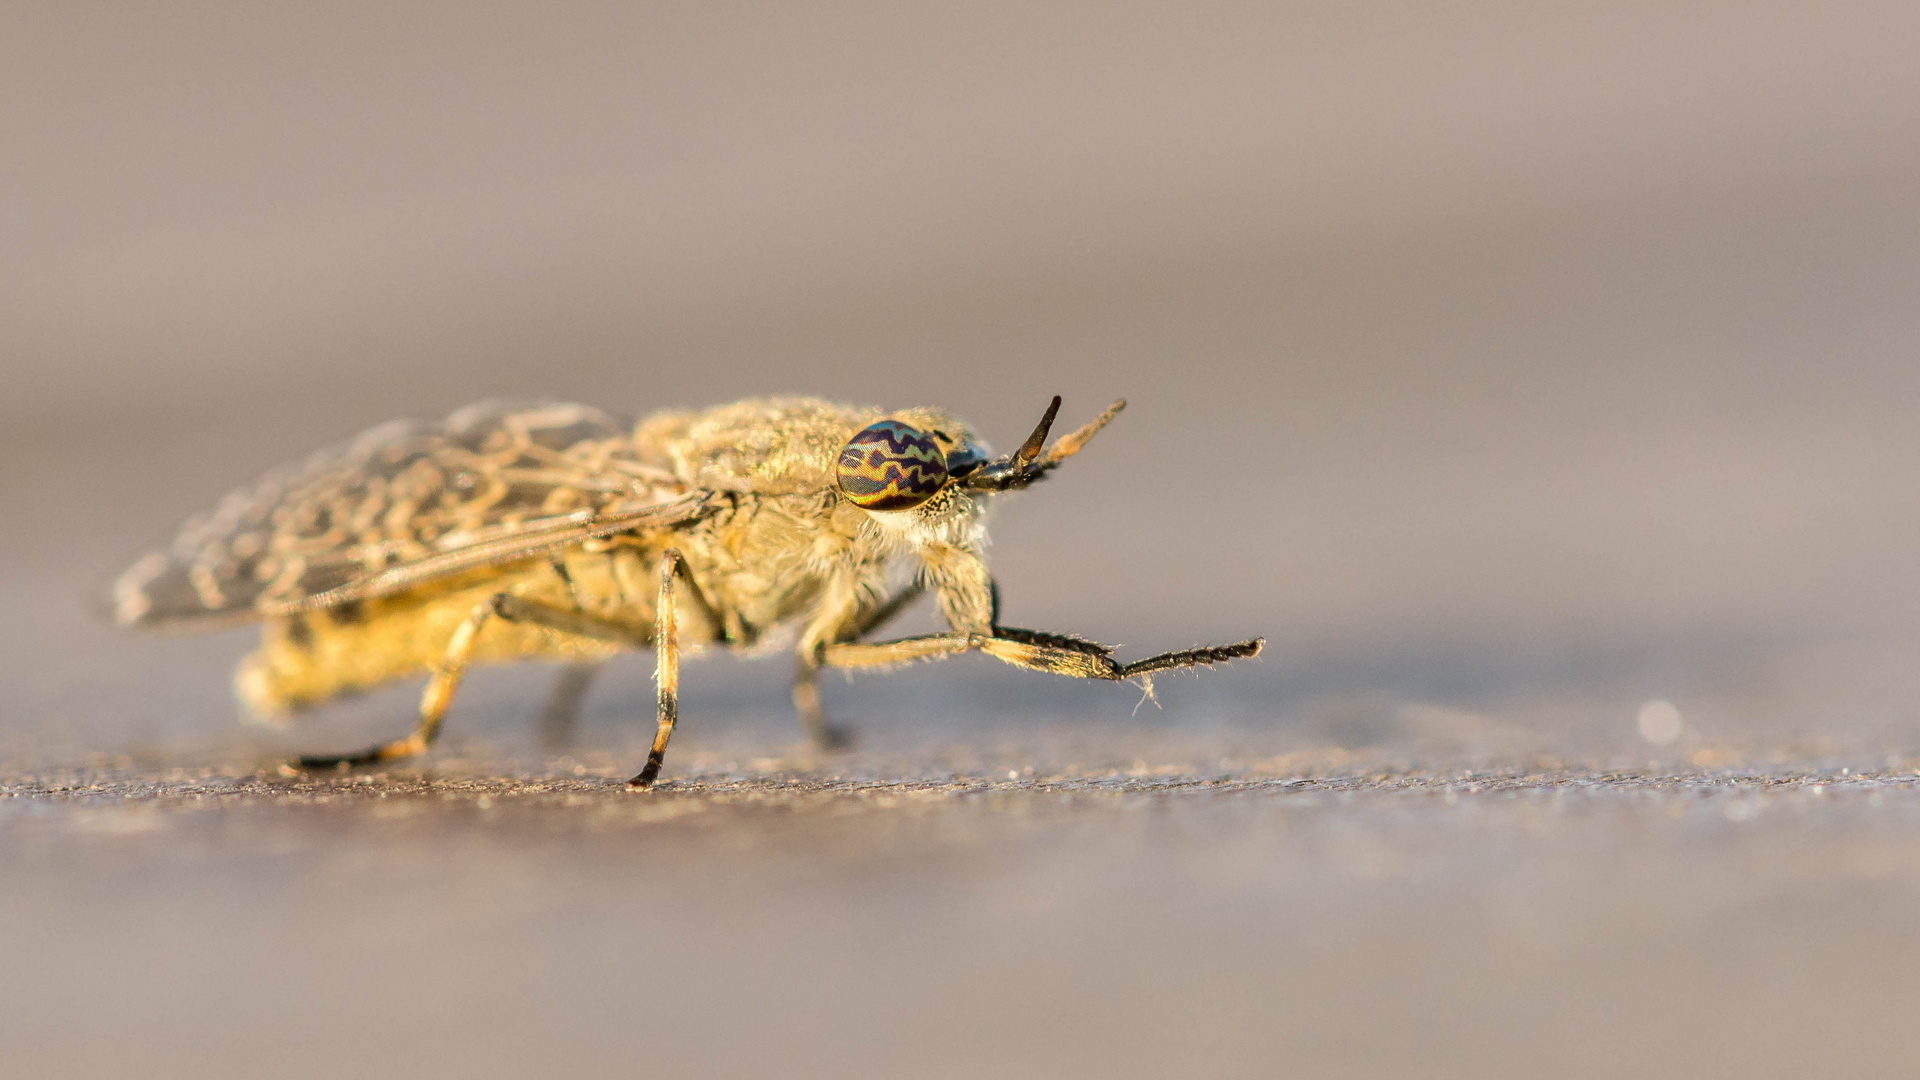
[108,550,257,629]
[110,551,171,627]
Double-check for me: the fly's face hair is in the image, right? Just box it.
[116,395,1262,786]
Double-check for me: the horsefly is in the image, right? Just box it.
[114,396,1263,786]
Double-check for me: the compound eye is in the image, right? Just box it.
[836,420,950,511]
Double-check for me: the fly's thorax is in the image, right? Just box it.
[641,396,993,557]
[671,491,866,641]
[634,395,989,509]
[638,398,883,496]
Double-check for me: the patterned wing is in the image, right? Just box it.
[115,401,709,627]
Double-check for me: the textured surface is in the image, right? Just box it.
[7,755,1920,1078]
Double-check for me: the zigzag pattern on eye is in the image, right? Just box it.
[836,420,949,510]
[837,460,944,494]
[843,421,930,455]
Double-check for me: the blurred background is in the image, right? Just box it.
[6,0,1920,760]
[8,4,1920,1075]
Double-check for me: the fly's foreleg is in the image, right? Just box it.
[940,556,1260,681]
[819,632,979,670]
[986,628,1264,680]
[817,630,1116,678]
[819,627,1262,682]
[1110,641,1265,679]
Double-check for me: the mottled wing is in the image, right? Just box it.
[266,490,716,615]
[115,401,708,627]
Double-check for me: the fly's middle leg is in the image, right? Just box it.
[470,588,684,786]
[792,581,926,750]
[629,549,687,788]
[455,583,687,788]
[537,661,603,750]
[789,662,849,751]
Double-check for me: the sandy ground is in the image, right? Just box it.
[7,726,1920,1078]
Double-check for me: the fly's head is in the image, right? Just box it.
[834,408,991,545]
[831,395,1126,548]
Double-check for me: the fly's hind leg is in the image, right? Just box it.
[296,592,647,773]
[470,584,686,787]
[295,595,503,769]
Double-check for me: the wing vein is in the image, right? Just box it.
[263,492,717,615]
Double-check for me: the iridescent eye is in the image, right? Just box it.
[835,420,950,511]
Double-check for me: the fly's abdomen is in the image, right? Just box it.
[233,560,651,720]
